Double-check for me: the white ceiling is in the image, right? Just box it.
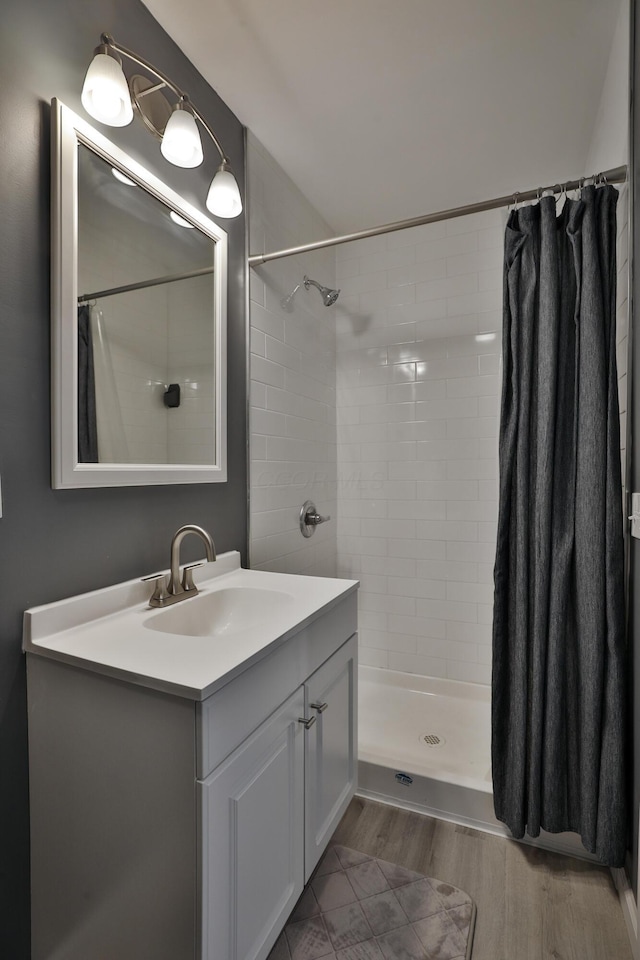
[142,0,622,234]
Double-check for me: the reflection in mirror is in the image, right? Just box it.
[77,145,216,465]
[51,100,228,488]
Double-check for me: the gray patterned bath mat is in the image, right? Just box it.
[269,844,476,960]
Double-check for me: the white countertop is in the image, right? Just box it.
[23,552,359,700]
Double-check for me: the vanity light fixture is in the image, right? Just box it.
[111,167,136,186]
[169,210,195,229]
[81,33,242,218]
[206,159,243,219]
[81,42,133,126]
[161,99,203,168]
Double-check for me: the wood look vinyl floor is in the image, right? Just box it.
[329,798,632,960]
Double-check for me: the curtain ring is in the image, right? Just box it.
[553,183,565,211]
[541,184,560,200]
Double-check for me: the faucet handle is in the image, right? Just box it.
[182,561,206,594]
[141,572,171,607]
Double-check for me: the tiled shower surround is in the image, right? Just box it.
[248,148,629,690]
[79,184,214,465]
[334,212,504,685]
[248,133,338,577]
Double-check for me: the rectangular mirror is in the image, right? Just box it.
[51,99,228,487]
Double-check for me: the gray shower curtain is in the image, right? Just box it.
[492,184,627,866]
[77,304,98,462]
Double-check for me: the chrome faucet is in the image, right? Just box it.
[143,524,216,608]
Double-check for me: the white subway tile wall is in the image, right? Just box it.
[335,192,629,686]
[79,211,171,463]
[335,210,504,685]
[166,275,215,465]
[79,196,214,465]
[247,145,629,687]
[248,133,337,576]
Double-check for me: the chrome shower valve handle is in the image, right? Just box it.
[299,500,331,538]
[306,509,330,525]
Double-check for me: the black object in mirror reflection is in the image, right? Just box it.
[164,383,181,408]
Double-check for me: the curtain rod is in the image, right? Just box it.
[248,164,628,267]
[78,264,214,304]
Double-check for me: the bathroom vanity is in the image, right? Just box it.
[23,551,358,960]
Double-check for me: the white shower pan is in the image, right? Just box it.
[357,665,598,862]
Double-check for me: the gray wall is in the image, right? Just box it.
[0,1,247,955]
[633,0,640,895]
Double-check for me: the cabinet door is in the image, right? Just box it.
[198,687,305,960]
[304,634,358,880]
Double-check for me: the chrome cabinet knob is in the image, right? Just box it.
[298,716,317,729]
[310,701,328,713]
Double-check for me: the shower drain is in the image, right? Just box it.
[421,734,445,747]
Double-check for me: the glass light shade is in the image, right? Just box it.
[81,52,133,127]
[111,167,136,186]
[169,211,194,228]
[160,108,204,168]
[206,165,243,218]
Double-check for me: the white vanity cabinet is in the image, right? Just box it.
[25,567,357,960]
[200,687,306,960]
[200,635,357,960]
[304,637,357,880]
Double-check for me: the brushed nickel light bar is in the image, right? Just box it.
[248,165,627,266]
[81,33,242,218]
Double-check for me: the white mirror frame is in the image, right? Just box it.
[51,98,228,488]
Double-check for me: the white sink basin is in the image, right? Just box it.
[143,586,295,638]
[22,551,359,700]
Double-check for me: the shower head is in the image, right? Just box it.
[303,275,340,307]
[280,276,341,312]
